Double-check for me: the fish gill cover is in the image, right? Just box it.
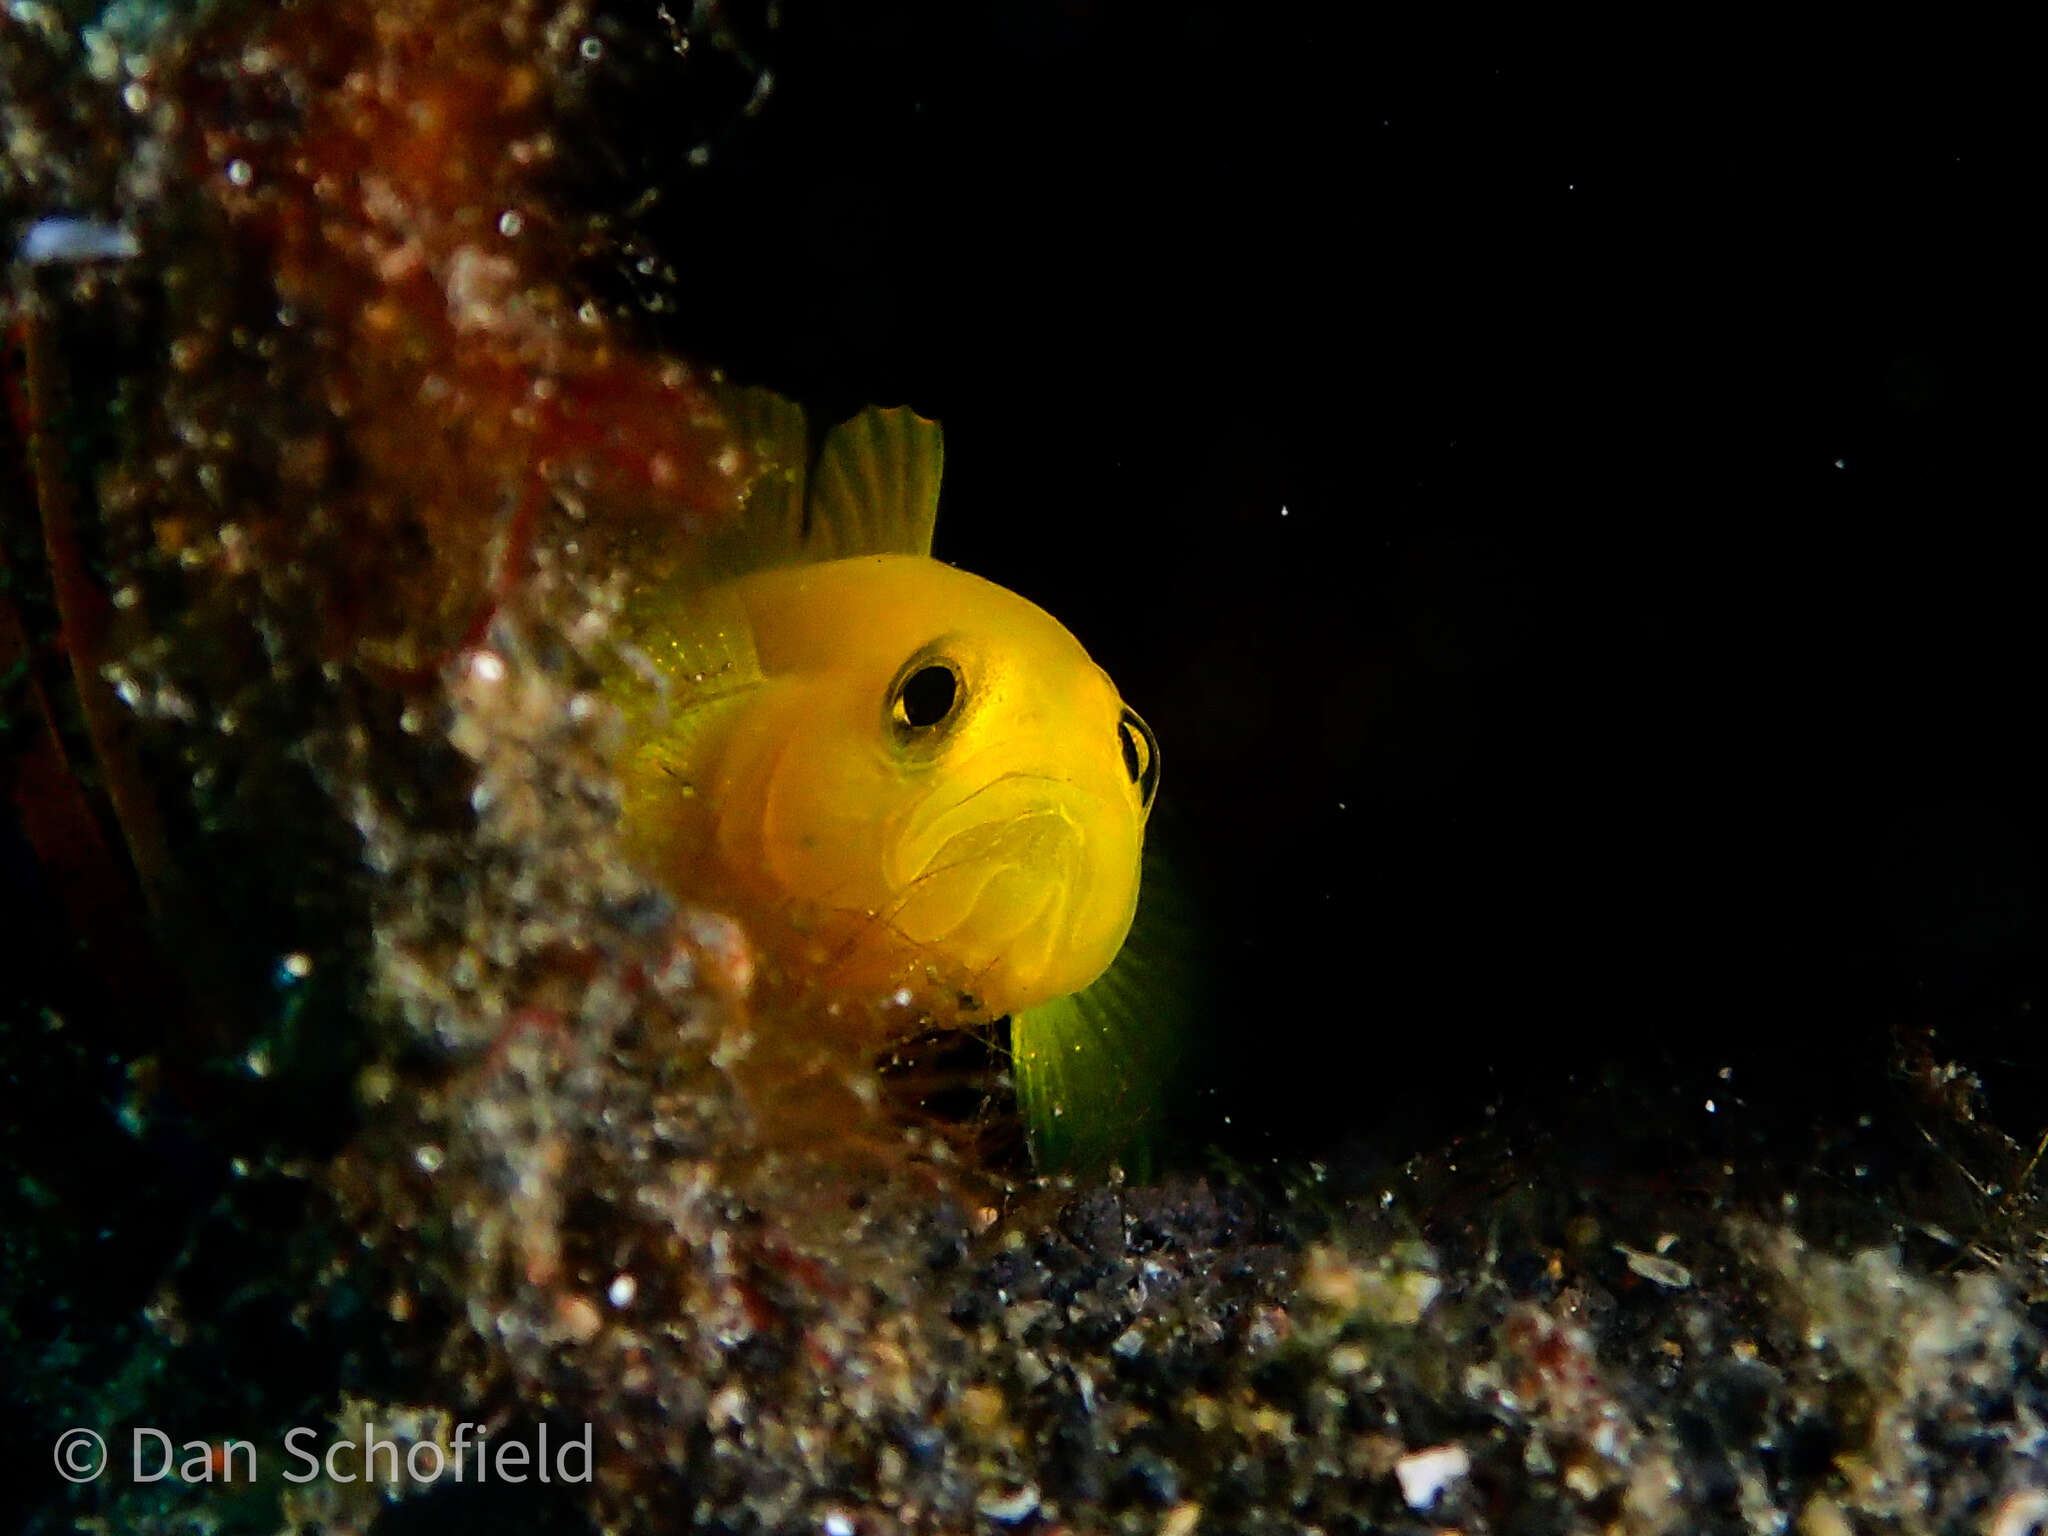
[3,5,2044,1536]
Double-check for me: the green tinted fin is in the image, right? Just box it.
[614,386,939,746]
[610,580,765,763]
[714,384,813,573]
[1011,836,1203,1178]
[806,405,943,559]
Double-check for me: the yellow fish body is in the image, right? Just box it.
[610,389,1187,1167]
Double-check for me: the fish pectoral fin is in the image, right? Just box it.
[806,404,943,560]
[1011,840,1203,1177]
[663,584,764,695]
[614,581,766,766]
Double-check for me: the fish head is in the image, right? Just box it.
[727,555,1157,1014]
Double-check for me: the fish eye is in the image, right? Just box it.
[888,655,964,738]
[1118,707,1159,809]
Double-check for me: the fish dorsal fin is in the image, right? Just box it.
[719,384,812,568]
[715,385,942,573]
[611,386,939,762]
[806,404,942,559]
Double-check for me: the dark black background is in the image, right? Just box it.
[558,6,2042,1158]
[573,9,2035,1157]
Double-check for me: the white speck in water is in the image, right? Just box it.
[823,1513,855,1536]
[415,1145,445,1173]
[498,210,524,238]
[1705,1099,1716,1113]
[468,650,506,684]
[579,35,604,60]
[226,158,253,188]
[1280,505,1290,517]
[1834,458,1847,469]
[280,951,313,980]
[891,987,913,1007]
[608,1273,637,1308]
[244,1046,272,1078]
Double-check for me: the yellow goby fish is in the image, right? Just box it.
[609,388,1186,1169]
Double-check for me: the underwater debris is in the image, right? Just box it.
[1394,1442,1471,1509]
[16,215,140,265]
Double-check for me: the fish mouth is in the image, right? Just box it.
[885,772,1110,1009]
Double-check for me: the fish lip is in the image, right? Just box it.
[885,769,1095,950]
[875,766,1141,1009]
[897,769,1083,867]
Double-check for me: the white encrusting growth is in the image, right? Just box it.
[18,215,139,264]
[1394,1444,1470,1509]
